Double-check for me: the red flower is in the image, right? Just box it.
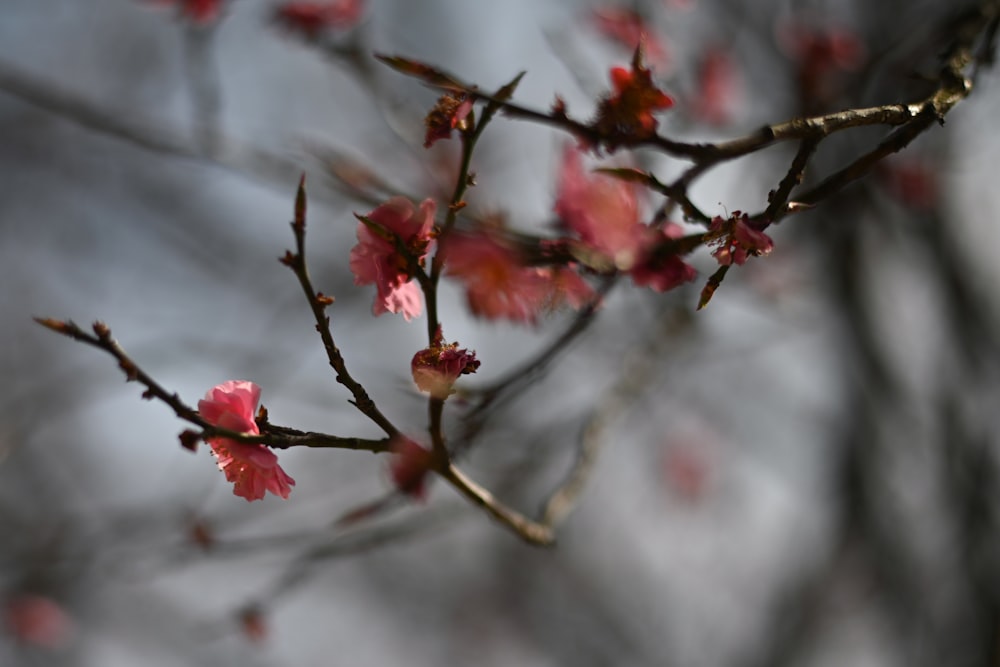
[349,197,436,321]
[3,594,73,649]
[591,7,669,66]
[592,51,674,151]
[555,147,647,271]
[441,231,594,325]
[198,381,295,501]
[412,327,480,399]
[630,223,697,292]
[690,46,741,126]
[555,147,695,292]
[389,436,435,500]
[273,0,364,39]
[144,0,222,24]
[778,22,865,108]
[709,213,774,266]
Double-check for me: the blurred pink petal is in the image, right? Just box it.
[3,594,73,649]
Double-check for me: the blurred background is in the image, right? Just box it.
[2,0,1000,665]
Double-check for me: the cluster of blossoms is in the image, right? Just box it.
[166,34,773,504]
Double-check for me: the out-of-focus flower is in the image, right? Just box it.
[239,606,268,642]
[778,22,865,109]
[689,46,741,126]
[3,594,73,649]
[554,148,695,293]
[555,148,646,271]
[198,381,296,501]
[273,0,364,39]
[349,197,436,321]
[709,213,774,266]
[630,223,698,292]
[143,0,223,24]
[879,158,938,211]
[389,436,435,500]
[424,93,474,148]
[662,438,712,502]
[441,231,593,324]
[412,327,480,399]
[591,7,669,66]
[592,51,674,151]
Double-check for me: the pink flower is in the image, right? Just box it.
[441,232,593,324]
[349,197,436,321]
[555,147,646,271]
[198,381,295,501]
[689,46,741,126]
[777,22,865,108]
[879,158,938,211]
[554,148,695,293]
[3,594,73,649]
[411,327,480,398]
[591,7,669,66]
[709,213,774,266]
[144,0,223,24]
[630,223,697,292]
[273,0,364,39]
[388,436,435,500]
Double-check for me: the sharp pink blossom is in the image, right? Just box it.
[411,327,480,399]
[709,213,774,266]
[198,381,295,501]
[350,197,436,321]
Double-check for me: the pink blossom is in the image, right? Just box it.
[690,46,741,126]
[709,213,774,266]
[555,148,648,271]
[412,327,480,398]
[273,0,364,39]
[3,594,73,649]
[879,158,938,211]
[441,232,593,324]
[591,7,669,66]
[662,439,712,503]
[349,197,436,321]
[777,22,865,107]
[198,381,295,501]
[630,223,698,292]
[144,0,222,24]
[389,436,435,500]
[555,148,694,293]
